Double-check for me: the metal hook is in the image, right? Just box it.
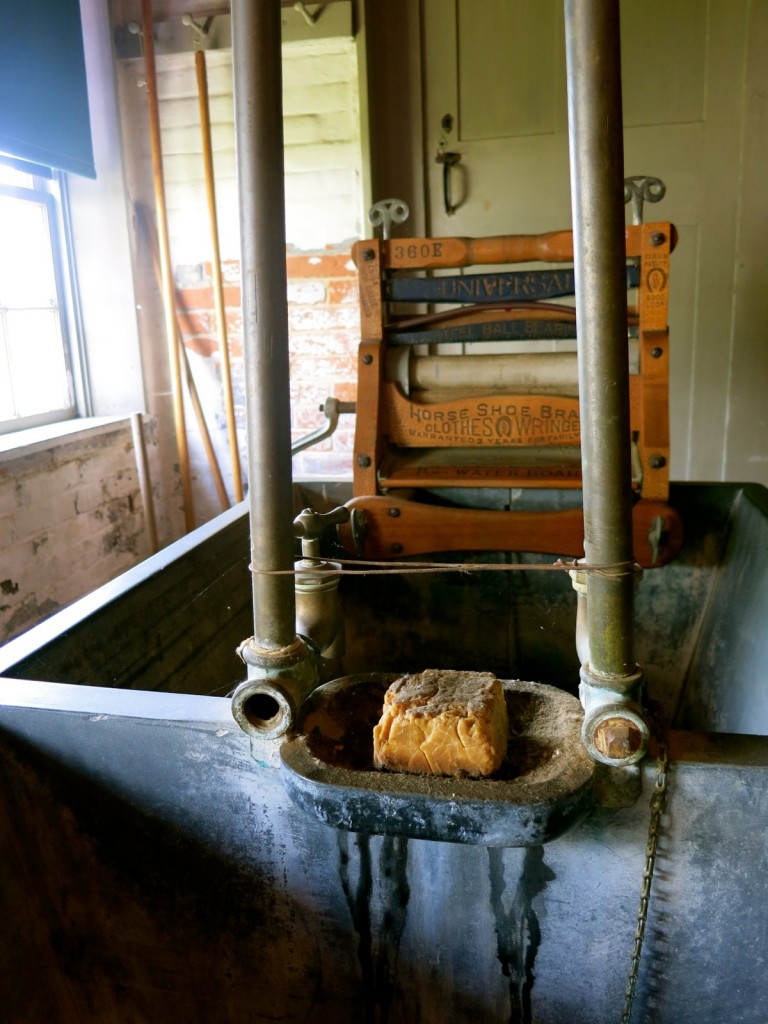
[127,21,145,60]
[181,13,212,45]
[293,2,326,27]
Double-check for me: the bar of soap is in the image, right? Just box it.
[373,669,509,777]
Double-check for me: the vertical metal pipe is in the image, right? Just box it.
[565,0,636,680]
[231,0,296,650]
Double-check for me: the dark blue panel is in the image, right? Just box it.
[390,320,579,345]
[0,0,95,178]
[387,265,640,304]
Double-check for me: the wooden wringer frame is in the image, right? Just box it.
[337,183,683,569]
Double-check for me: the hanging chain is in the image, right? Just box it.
[620,716,669,1024]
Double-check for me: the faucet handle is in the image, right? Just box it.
[294,506,351,559]
[294,505,351,540]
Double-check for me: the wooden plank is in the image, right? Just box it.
[637,327,670,501]
[381,385,581,448]
[378,446,584,490]
[638,224,671,332]
[352,239,383,342]
[636,225,671,501]
[352,240,383,494]
[337,494,683,568]
[376,224,673,270]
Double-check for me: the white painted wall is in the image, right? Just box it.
[156,37,364,265]
[67,0,144,417]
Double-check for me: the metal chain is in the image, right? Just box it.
[620,726,669,1024]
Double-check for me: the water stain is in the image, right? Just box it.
[488,845,556,1024]
[338,831,411,1024]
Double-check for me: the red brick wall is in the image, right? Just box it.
[175,251,359,482]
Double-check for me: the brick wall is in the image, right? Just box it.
[0,32,364,644]
[175,250,360,483]
[0,422,150,643]
[287,252,359,478]
[0,246,362,647]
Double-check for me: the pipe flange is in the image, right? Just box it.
[231,678,294,741]
[581,702,650,767]
[232,635,317,740]
[237,635,307,670]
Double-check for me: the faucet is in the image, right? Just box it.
[293,506,350,683]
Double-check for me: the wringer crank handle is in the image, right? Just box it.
[369,198,410,240]
[291,397,356,457]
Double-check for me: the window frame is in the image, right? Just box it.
[0,167,84,435]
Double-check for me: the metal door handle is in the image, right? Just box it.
[436,149,462,215]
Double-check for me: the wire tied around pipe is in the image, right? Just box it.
[248,558,643,578]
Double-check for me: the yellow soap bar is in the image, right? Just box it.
[373,669,509,777]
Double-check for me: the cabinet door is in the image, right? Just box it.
[422,0,760,482]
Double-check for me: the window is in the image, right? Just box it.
[0,161,78,433]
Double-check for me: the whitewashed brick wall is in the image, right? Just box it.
[0,422,150,642]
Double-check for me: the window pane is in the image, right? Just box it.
[5,308,70,416]
[0,164,34,189]
[0,196,57,307]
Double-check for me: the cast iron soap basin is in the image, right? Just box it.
[280,673,596,846]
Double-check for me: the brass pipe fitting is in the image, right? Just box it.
[232,636,317,740]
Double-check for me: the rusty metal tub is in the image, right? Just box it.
[1,480,767,1023]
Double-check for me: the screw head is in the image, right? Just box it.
[362,353,373,365]
[388,507,401,517]
[391,543,403,555]
[651,346,664,359]
[649,454,667,469]
[356,455,372,468]
[649,231,666,247]
[362,248,375,262]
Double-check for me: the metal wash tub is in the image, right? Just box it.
[1,0,765,1018]
[1,479,768,1023]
